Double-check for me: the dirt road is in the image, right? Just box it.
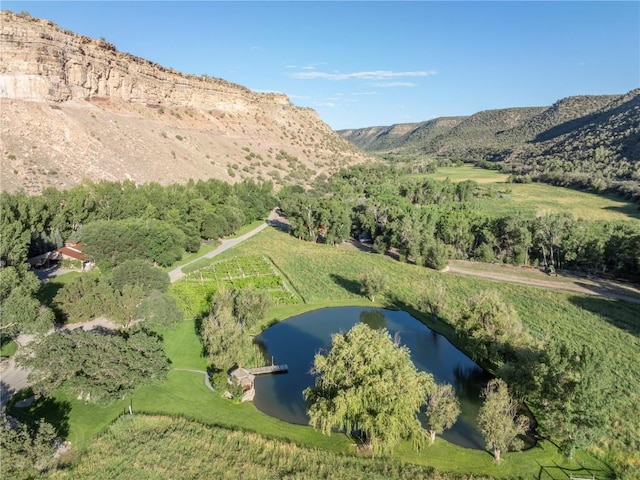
[446,260,640,304]
[168,217,273,282]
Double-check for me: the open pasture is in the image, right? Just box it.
[418,165,640,221]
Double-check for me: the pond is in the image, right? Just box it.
[253,306,493,449]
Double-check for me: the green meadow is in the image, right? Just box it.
[13,224,640,478]
[418,165,640,221]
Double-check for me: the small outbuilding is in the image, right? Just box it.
[228,366,256,402]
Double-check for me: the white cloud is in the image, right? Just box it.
[353,91,379,96]
[290,70,436,80]
[315,102,336,108]
[370,81,418,87]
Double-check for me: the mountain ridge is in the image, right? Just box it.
[0,11,370,194]
[338,89,640,201]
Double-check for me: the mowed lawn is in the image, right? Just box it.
[417,165,640,221]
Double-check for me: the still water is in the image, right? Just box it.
[253,307,493,449]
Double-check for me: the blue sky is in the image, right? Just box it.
[4,1,639,129]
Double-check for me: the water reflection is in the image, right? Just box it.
[359,309,386,330]
[253,307,492,449]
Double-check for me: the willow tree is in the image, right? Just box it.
[425,383,461,444]
[304,323,434,455]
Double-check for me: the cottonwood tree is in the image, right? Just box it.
[423,240,449,271]
[0,266,54,336]
[136,290,183,328]
[16,327,169,403]
[425,383,461,444]
[456,290,528,364]
[232,285,272,330]
[360,269,387,303]
[477,378,529,463]
[111,259,170,293]
[419,279,447,320]
[526,342,609,458]
[304,323,434,455]
[200,287,266,372]
[0,416,58,478]
[81,218,186,268]
[55,272,120,324]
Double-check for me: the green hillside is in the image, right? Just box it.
[337,89,640,203]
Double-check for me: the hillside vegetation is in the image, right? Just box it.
[0,11,369,194]
[338,90,640,203]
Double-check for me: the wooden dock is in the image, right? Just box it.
[248,364,288,375]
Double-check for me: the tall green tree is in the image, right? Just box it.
[81,218,186,267]
[111,259,170,293]
[360,269,387,303]
[232,286,272,331]
[418,279,447,321]
[0,416,58,478]
[16,327,169,403]
[477,379,529,463]
[526,342,610,458]
[200,287,265,372]
[0,267,54,335]
[425,383,461,444]
[55,272,119,324]
[135,290,183,328]
[455,290,528,364]
[304,323,434,454]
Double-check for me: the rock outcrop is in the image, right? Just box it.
[0,11,369,193]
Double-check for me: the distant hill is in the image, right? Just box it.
[338,90,640,202]
[339,117,464,153]
[428,107,546,160]
[0,11,370,194]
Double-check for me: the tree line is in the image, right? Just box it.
[1,177,277,269]
[279,164,640,280]
[357,271,611,462]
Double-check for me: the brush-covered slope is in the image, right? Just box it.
[338,90,639,200]
[0,11,370,194]
[509,89,640,195]
[428,107,546,159]
[338,117,464,153]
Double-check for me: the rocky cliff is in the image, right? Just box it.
[0,11,369,193]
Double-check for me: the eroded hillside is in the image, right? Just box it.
[0,11,370,193]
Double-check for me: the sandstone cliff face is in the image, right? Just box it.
[0,11,280,108]
[0,11,369,193]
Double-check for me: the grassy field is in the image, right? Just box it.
[49,415,609,480]
[415,166,510,184]
[36,271,81,304]
[417,165,640,221]
[162,242,219,272]
[0,338,17,357]
[12,225,640,477]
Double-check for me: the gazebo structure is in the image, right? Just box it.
[227,363,289,402]
[228,366,256,402]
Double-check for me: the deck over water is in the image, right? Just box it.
[248,364,288,375]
